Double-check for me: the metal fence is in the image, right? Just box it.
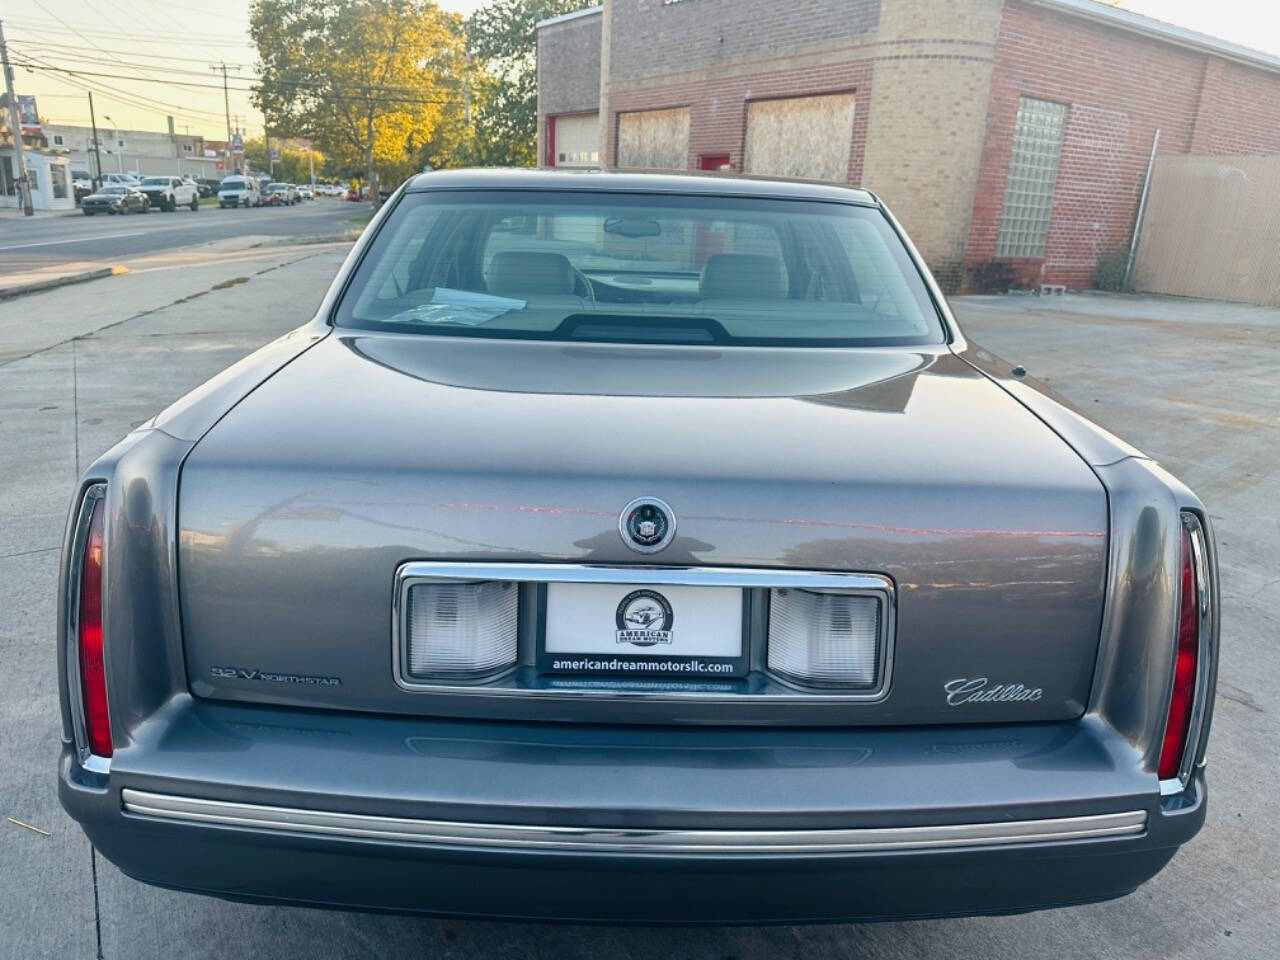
[1133,154,1280,306]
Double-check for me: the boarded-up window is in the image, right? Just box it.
[744,93,856,183]
[996,97,1067,258]
[617,107,690,170]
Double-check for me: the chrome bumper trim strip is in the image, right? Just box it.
[121,789,1146,854]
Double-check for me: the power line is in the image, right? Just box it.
[16,52,230,127]
[10,42,456,98]
[17,52,231,121]
[127,0,245,24]
[2,18,255,50]
[9,44,259,80]
[27,0,169,88]
[11,56,465,106]
[12,39,255,69]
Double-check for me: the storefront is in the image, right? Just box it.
[538,0,1280,291]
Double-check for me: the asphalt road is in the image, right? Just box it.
[0,199,362,274]
[1,264,1276,959]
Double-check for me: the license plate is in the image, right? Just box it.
[538,582,748,678]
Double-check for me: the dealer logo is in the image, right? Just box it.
[619,497,676,554]
[615,589,674,646]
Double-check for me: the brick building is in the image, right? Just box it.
[536,0,1280,291]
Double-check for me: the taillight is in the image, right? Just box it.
[72,487,112,760]
[403,580,518,679]
[1158,514,1205,785]
[767,589,883,688]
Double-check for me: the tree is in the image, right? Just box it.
[464,0,584,166]
[250,0,466,206]
[242,137,325,184]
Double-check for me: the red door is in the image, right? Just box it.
[699,153,731,172]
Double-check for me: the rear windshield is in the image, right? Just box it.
[268,183,288,191]
[334,190,943,347]
[140,177,168,186]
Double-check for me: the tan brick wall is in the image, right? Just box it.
[860,0,1004,290]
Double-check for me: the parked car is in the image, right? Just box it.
[217,175,260,208]
[265,181,299,205]
[298,184,313,200]
[79,184,149,215]
[190,178,217,198]
[137,175,200,212]
[71,170,94,202]
[56,169,1218,924]
[101,172,140,187]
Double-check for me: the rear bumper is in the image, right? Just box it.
[60,697,1206,923]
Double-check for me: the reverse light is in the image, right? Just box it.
[767,589,882,688]
[1158,514,1208,786]
[72,486,112,761]
[404,581,518,679]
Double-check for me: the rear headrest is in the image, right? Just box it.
[487,251,576,296]
[698,253,788,301]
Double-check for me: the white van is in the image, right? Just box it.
[218,175,260,208]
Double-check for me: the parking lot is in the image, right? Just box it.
[1,256,1276,958]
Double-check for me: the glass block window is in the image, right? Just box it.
[996,97,1067,258]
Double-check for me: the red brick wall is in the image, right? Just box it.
[1190,58,1280,155]
[966,0,1280,289]
[606,60,874,187]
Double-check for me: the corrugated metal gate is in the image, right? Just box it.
[1133,155,1280,306]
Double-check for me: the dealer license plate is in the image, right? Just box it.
[539,582,747,678]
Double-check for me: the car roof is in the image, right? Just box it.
[402,168,879,205]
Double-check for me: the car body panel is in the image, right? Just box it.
[176,336,1108,724]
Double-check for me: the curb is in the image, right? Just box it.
[0,265,127,301]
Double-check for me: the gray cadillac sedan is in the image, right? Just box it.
[58,169,1218,923]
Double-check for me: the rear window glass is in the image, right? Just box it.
[141,177,168,186]
[334,191,943,346]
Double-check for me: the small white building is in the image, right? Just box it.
[0,144,75,212]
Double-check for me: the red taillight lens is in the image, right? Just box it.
[77,494,112,758]
[1158,519,1199,781]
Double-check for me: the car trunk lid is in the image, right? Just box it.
[176,334,1108,724]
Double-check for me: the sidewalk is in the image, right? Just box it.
[0,235,354,364]
[0,206,80,220]
[0,261,125,300]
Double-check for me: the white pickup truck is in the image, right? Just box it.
[137,175,200,212]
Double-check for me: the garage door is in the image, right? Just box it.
[551,113,599,168]
[744,93,856,183]
[617,107,691,170]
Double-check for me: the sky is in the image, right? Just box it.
[3,0,1279,141]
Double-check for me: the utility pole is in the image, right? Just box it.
[210,62,235,175]
[0,18,33,216]
[87,92,104,189]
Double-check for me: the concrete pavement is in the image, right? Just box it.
[1,281,1277,959]
[0,200,361,276]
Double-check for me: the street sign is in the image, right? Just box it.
[269,147,279,162]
